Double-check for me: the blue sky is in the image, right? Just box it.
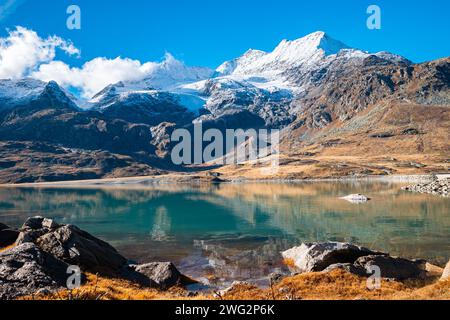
[0,0,449,68]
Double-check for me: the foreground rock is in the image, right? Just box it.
[0,243,70,300]
[354,255,426,280]
[122,262,186,289]
[16,217,127,275]
[402,177,449,197]
[283,242,427,280]
[0,223,19,247]
[441,261,450,281]
[282,242,383,273]
[0,217,190,298]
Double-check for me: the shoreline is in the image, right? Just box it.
[1,173,449,189]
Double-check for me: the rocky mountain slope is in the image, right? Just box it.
[0,32,448,183]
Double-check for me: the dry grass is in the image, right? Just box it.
[20,273,209,301]
[18,270,450,301]
[0,244,15,253]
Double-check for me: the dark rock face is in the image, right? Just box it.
[17,217,127,275]
[0,229,19,247]
[94,89,196,126]
[122,262,183,290]
[323,263,367,276]
[354,255,427,280]
[282,242,384,273]
[0,243,70,300]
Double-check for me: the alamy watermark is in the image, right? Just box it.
[67,5,81,30]
[367,5,381,30]
[66,265,82,290]
[170,122,280,175]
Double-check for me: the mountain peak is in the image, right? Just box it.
[274,31,350,59]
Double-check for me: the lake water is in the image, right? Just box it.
[0,181,449,287]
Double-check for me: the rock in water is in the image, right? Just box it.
[355,255,427,280]
[282,242,383,273]
[122,262,184,290]
[340,194,370,203]
[0,243,70,300]
[16,217,127,274]
[441,261,450,281]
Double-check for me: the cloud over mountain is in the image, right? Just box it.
[0,27,211,99]
[0,26,79,79]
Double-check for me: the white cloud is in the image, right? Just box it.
[0,27,212,99]
[32,57,157,99]
[0,26,80,79]
[33,52,213,99]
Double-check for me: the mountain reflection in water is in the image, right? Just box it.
[0,181,449,286]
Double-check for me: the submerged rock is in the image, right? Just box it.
[16,217,127,274]
[282,242,383,273]
[0,243,70,300]
[340,194,370,203]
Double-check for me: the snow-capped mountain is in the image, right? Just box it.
[133,53,214,91]
[0,78,78,112]
[84,31,412,128]
[211,31,409,93]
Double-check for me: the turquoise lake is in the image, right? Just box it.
[0,181,449,285]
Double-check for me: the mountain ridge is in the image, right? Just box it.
[0,31,448,183]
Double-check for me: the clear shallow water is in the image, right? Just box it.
[0,182,449,286]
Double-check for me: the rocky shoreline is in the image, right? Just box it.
[1,217,449,300]
[402,176,450,197]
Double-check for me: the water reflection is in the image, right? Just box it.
[0,181,449,285]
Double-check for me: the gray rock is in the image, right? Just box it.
[0,229,19,247]
[122,262,183,290]
[0,243,70,300]
[440,260,450,281]
[36,225,127,274]
[282,242,384,273]
[22,216,45,230]
[269,272,286,284]
[16,217,127,274]
[355,255,427,280]
[323,263,367,276]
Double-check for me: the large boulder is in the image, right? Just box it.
[282,242,384,273]
[441,261,450,281]
[122,262,184,290]
[16,217,127,274]
[0,243,70,300]
[354,255,427,280]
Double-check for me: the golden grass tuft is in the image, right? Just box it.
[217,270,450,301]
[0,244,15,253]
[19,273,209,301]
[19,269,450,301]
